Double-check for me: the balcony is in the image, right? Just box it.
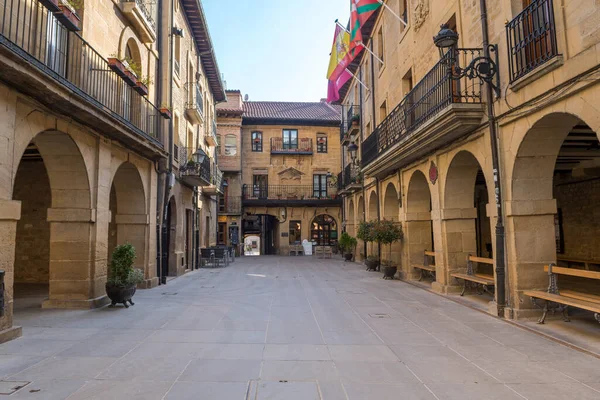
[179,148,211,187]
[202,164,224,196]
[185,82,204,125]
[219,196,242,215]
[206,120,218,147]
[340,105,360,144]
[119,0,156,43]
[361,48,485,177]
[0,0,165,158]
[506,0,560,85]
[339,163,362,194]
[270,138,313,155]
[242,185,341,207]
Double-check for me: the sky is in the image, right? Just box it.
[203,0,350,102]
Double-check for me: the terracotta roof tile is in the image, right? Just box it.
[243,101,341,124]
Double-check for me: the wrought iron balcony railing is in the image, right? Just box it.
[362,48,483,168]
[123,0,156,32]
[506,0,558,83]
[270,137,313,154]
[340,105,360,142]
[179,147,211,185]
[0,0,163,144]
[219,196,242,214]
[343,163,362,187]
[242,185,340,202]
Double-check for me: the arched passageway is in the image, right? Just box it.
[12,131,93,310]
[509,112,600,319]
[383,183,401,266]
[367,191,379,258]
[311,214,338,246]
[405,170,433,279]
[357,196,365,260]
[347,199,355,237]
[109,162,147,276]
[443,151,492,288]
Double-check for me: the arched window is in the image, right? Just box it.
[252,132,262,152]
[311,214,338,246]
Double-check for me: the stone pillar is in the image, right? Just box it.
[504,199,558,319]
[0,200,22,343]
[403,210,433,280]
[43,208,109,309]
[434,207,478,294]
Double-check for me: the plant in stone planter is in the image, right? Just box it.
[351,114,360,123]
[339,232,357,261]
[374,219,404,280]
[159,105,172,119]
[357,220,378,271]
[106,244,144,308]
[55,0,82,31]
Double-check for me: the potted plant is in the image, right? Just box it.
[351,114,360,124]
[374,219,404,280]
[339,232,357,261]
[357,220,378,271]
[106,244,144,308]
[159,105,172,119]
[55,0,82,32]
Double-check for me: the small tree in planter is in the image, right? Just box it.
[357,220,378,271]
[375,219,404,279]
[106,244,144,308]
[339,232,357,261]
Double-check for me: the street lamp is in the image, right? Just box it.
[347,142,358,165]
[192,148,207,164]
[433,24,500,97]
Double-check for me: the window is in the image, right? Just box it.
[379,100,387,124]
[399,0,408,32]
[218,222,226,245]
[364,56,370,91]
[377,26,384,67]
[317,135,328,153]
[402,69,413,96]
[224,134,237,156]
[282,129,298,150]
[253,175,268,198]
[216,135,221,155]
[313,174,328,199]
[173,114,180,162]
[289,221,302,245]
[251,132,262,152]
[46,14,67,76]
[174,35,181,77]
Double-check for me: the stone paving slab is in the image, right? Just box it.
[1,255,599,399]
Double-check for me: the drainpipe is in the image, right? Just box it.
[480,0,506,315]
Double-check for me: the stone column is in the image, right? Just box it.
[43,208,109,309]
[434,207,478,294]
[0,200,22,343]
[504,199,558,319]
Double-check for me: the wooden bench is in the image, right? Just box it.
[524,264,600,324]
[289,245,303,256]
[451,255,495,296]
[557,257,600,271]
[314,246,324,258]
[413,251,436,281]
[323,246,333,259]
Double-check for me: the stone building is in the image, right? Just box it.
[159,0,226,279]
[0,0,168,342]
[336,0,600,323]
[216,96,342,256]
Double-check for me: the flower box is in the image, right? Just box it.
[134,81,148,96]
[55,4,81,32]
[107,58,137,87]
[159,108,172,119]
[40,0,61,12]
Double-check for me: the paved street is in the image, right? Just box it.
[2,256,600,399]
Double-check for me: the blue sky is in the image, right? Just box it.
[203,0,350,102]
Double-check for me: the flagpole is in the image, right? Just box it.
[334,20,384,66]
[377,0,408,27]
[346,68,369,92]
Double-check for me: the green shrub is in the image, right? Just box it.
[373,219,403,266]
[339,232,357,253]
[107,244,144,287]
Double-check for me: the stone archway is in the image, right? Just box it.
[357,196,365,260]
[109,162,148,279]
[405,170,433,280]
[347,199,355,236]
[508,112,600,316]
[442,151,492,291]
[383,183,402,266]
[166,196,178,276]
[12,130,99,310]
[368,190,378,221]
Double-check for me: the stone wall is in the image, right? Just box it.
[13,160,51,284]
